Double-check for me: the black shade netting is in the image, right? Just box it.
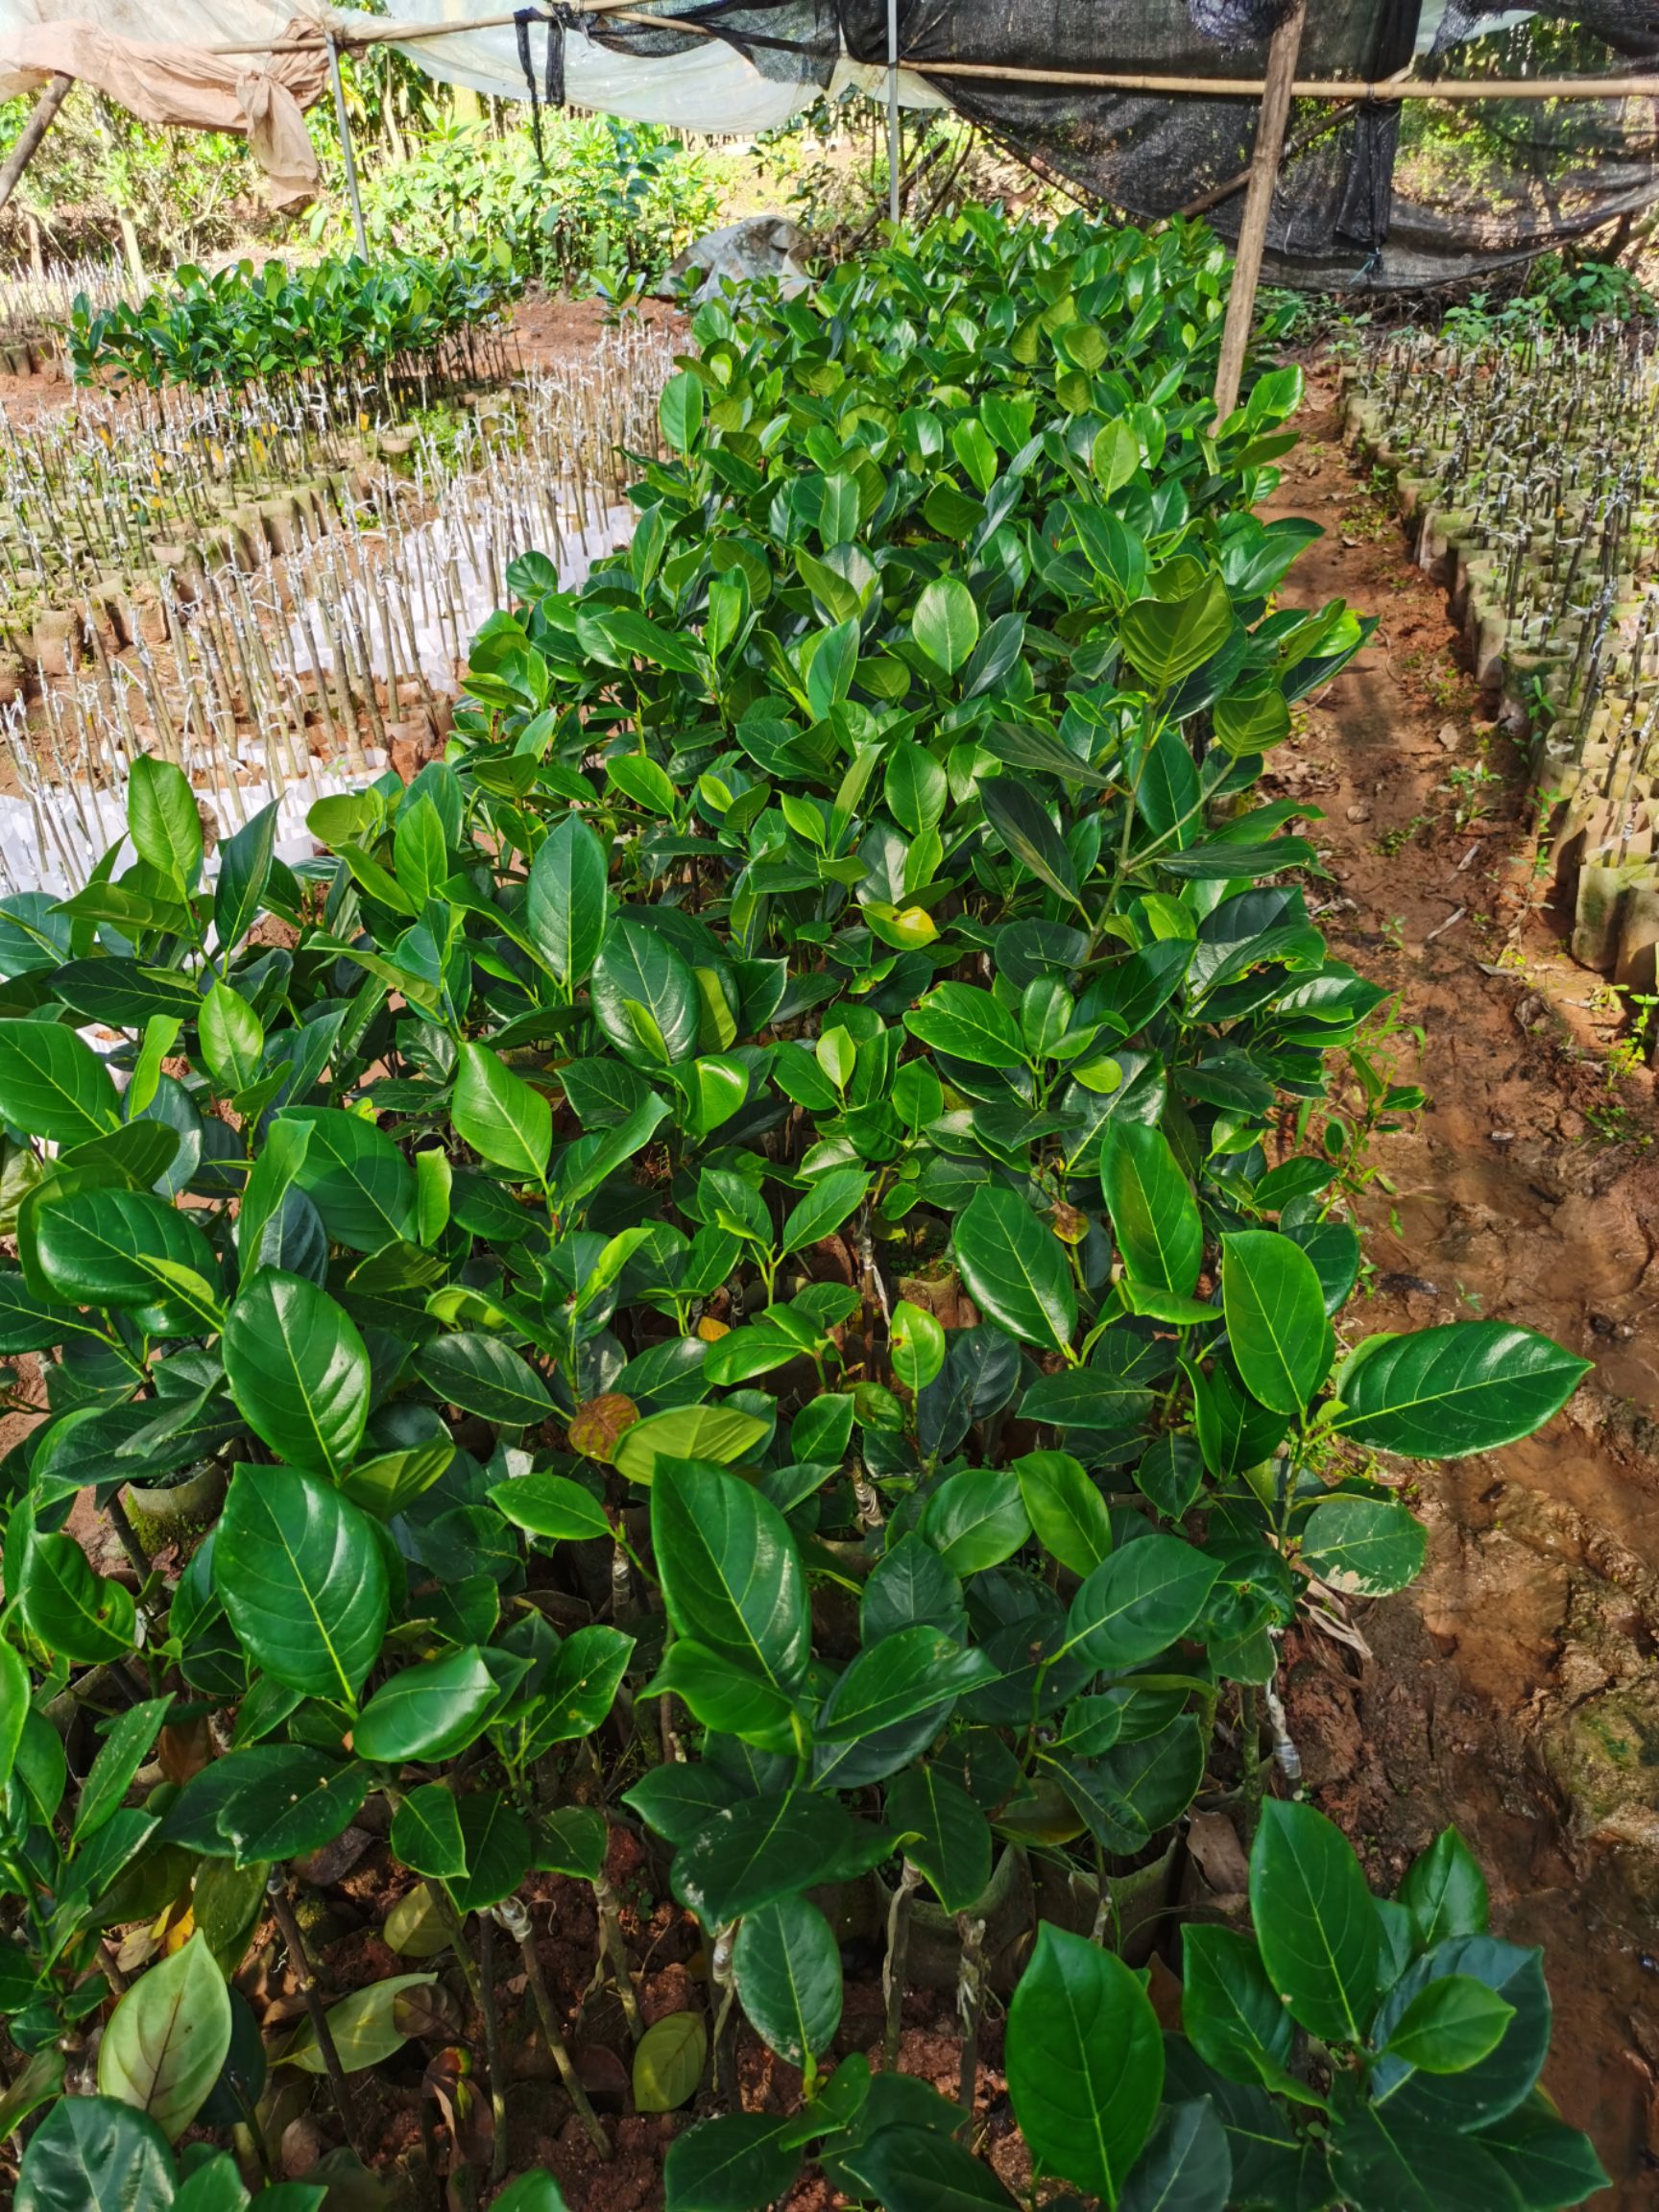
[576,1,1659,288]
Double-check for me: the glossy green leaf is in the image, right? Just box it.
[1332,1325,1590,1458]
[952,1183,1075,1354]
[616,1403,768,1483]
[1016,1450,1112,1576]
[1328,2107,1526,2212]
[904,981,1025,1069]
[1066,1533,1220,1670]
[733,1895,843,2069]
[886,1766,992,1914]
[651,1457,807,1691]
[1384,1974,1516,2076]
[354,1647,497,1764]
[1118,2100,1233,2212]
[453,1042,551,1183]
[1249,1799,1380,2045]
[215,1463,388,1704]
[592,914,700,1069]
[912,577,980,673]
[129,755,204,890]
[283,1107,418,1252]
[1099,1120,1201,1298]
[670,1791,893,1926]
[415,1332,553,1426]
[490,1470,612,1542]
[1398,1827,1489,1952]
[19,1530,135,1663]
[390,1782,468,1881]
[222,1268,369,1477]
[840,2126,1019,2211]
[1222,1231,1332,1414]
[664,2113,801,2212]
[15,2094,174,2212]
[1299,1495,1426,1598]
[1006,1922,1165,2201]
[1180,1924,1296,2093]
[0,1020,120,1144]
[779,1166,868,1255]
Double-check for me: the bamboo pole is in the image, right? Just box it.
[0,74,72,215]
[1214,0,1307,425]
[886,0,902,228]
[327,36,370,258]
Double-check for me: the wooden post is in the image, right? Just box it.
[327,35,371,258]
[0,73,73,216]
[1213,0,1308,425]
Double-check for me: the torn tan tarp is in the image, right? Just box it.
[0,9,328,206]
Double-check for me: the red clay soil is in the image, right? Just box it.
[1262,363,1659,2206]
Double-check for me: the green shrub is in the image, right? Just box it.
[65,247,518,390]
[348,114,721,294]
[0,206,1600,2210]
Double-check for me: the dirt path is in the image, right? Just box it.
[1265,366,1659,2200]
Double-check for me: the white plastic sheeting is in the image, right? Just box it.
[326,2,945,131]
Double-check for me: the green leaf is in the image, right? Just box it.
[222,1268,369,1477]
[1384,1975,1516,2076]
[1398,1828,1489,1952]
[733,1895,843,2068]
[31,1185,221,1323]
[97,1931,231,2141]
[921,1466,1031,1576]
[651,1457,807,1691]
[634,2010,708,2112]
[199,981,263,1093]
[912,577,980,674]
[615,1404,768,1484]
[1250,1799,1380,2045]
[15,2094,174,2212]
[904,981,1025,1069]
[533,1623,636,1746]
[390,1783,467,1881]
[19,1531,135,1662]
[1101,1121,1202,1298]
[671,1791,894,1926]
[215,1463,388,1705]
[1016,1450,1111,1576]
[1066,1533,1220,1670]
[1476,2099,1610,2210]
[0,1639,27,1796]
[129,754,204,890]
[528,814,610,988]
[890,1300,947,1394]
[1180,1924,1296,2093]
[660,368,705,453]
[980,778,1079,903]
[0,1020,120,1144]
[1299,1495,1426,1598]
[592,914,700,1069]
[1332,1324,1590,1458]
[74,1695,171,1842]
[453,1043,550,1184]
[779,1166,869,1255]
[490,1470,612,1542]
[1328,2107,1526,2212]
[1006,1922,1164,2201]
[1371,1936,1551,2133]
[214,801,277,952]
[284,1108,417,1252]
[1121,572,1234,688]
[952,1184,1075,1354]
[354,1647,497,1764]
[886,1767,992,1914]
[841,2126,1017,2209]
[450,1791,532,1911]
[646,1639,796,1752]
[664,2114,802,2212]
[1222,1231,1332,1414]
[1118,2100,1234,2212]
[285,1973,438,2075]
[818,1624,993,1745]
[415,1332,554,1427]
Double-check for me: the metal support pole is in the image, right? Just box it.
[327,35,370,258]
[0,73,72,217]
[886,0,902,228]
[1213,0,1307,425]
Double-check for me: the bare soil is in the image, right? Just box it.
[1262,364,1659,2204]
